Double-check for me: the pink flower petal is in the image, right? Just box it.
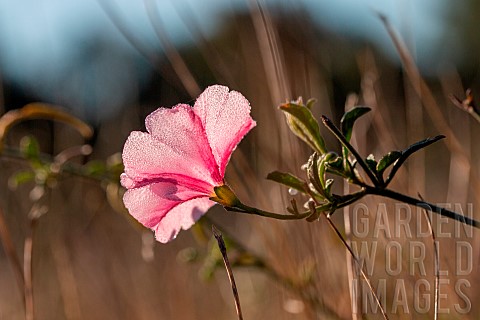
[122,181,208,229]
[154,197,215,243]
[122,106,222,189]
[121,85,256,243]
[194,85,256,176]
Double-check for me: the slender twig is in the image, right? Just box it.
[143,0,201,97]
[24,231,34,320]
[365,187,480,228]
[378,13,480,207]
[418,194,439,320]
[321,115,380,186]
[204,218,343,319]
[24,206,40,320]
[449,90,480,124]
[225,205,314,220]
[0,206,25,304]
[212,226,243,320]
[342,182,359,320]
[95,0,159,69]
[95,0,183,94]
[322,213,389,320]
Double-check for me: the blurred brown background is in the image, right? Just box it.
[0,1,479,319]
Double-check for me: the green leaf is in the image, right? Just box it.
[340,106,371,142]
[324,152,345,177]
[306,98,317,110]
[84,160,107,177]
[307,153,324,193]
[402,135,445,156]
[280,102,326,154]
[365,154,377,174]
[8,170,35,189]
[267,171,307,193]
[385,135,445,186]
[19,135,40,160]
[376,151,402,174]
[324,178,334,196]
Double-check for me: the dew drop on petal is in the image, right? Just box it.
[288,188,298,196]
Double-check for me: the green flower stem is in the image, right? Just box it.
[225,203,313,220]
[321,116,380,186]
[365,186,480,228]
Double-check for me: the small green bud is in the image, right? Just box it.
[210,185,241,207]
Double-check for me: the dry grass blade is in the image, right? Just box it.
[95,0,183,93]
[24,204,46,320]
[322,214,389,320]
[143,0,201,97]
[249,0,290,103]
[418,193,439,320]
[212,225,243,320]
[378,13,480,205]
[0,206,25,304]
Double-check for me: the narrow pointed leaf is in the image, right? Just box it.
[365,154,377,174]
[280,102,326,154]
[377,151,402,174]
[306,153,324,194]
[386,135,445,186]
[324,178,334,196]
[340,106,371,142]
[306,98,317,110]
[267,171,307,193]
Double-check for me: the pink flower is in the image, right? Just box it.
[121,85,256,243]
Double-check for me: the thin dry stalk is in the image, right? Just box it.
[171,1,236,86]
[322,214,389,320]
[248,0,290,104]
[343,96,359,320]
[0,206,25,303]
[143,0,201,97]
[379,14,480,204]
[24,215,37,320]
[23,202,47,320]
[418,194,439,320]
[95,0,182,93]
[212,226,243,320]
[51,239,83,320]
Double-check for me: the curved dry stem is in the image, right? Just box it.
[322,213,389,320]
[212,226,243,320]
